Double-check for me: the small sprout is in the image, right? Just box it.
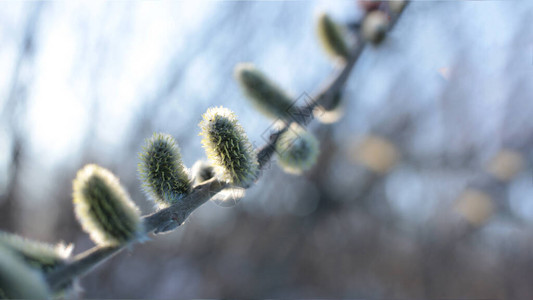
[317,12,350,60]
[73,164,144,246]
[234,63,294,121]
[199,107,258,187]
[275,123,320,175]
[0,246,51,299]
[191,160,216,186]
[138,133,191,208]
[0,232,71,274]
[361,11,389,45]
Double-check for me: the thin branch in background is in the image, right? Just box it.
[0,3,44,231]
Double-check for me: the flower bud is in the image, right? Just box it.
[275,123,320,174]
[235,63,294,121]
[73,164,143,246]
[361,11,389,45]
[138,133,191,208]
[317,12,350,60]
[199,107,258,187]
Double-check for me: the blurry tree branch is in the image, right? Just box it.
[0,3,43,230]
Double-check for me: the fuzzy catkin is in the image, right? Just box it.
[275,123,320,174]
[199,107,258,187]
[317,12,350,60]
[235,63,294,121]
[138,133,191,208]
[73,164,143,246]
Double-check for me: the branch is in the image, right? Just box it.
[45,3,410,291]
[46,177,227,290]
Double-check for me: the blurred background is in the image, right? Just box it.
[1,1,533,298]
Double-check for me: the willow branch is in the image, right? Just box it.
[46,4,409,291]
[46,177,227,290]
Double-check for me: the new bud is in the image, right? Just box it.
[235,63,294,121]
[317,12,350,60]
[275,123,320,174]
[138,133,191,208]
[73,164,143,246]
[199,107,258,187]
[361,11,389,45]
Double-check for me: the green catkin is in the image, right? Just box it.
[199,107,258,187]
[138,133,191,208]
[275,123,320,175]
[0,232,71,274]
[317,12,350,60]
[73,164,143,246]
[0,246,51,299]
[234,63,294,121]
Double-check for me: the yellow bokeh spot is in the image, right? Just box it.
[455,189,494,226]
[349,135,399,174]
[486,149,524,181]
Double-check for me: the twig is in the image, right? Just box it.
[46,177,227,290]
[45,3,409,291]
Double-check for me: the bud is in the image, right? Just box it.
[191,160,215,186]
[275,123,320,175]
[73,164,144,246]
[314,91,345,124]
[199,107,258,187]
[138,133,191,208]
[0,246,51,299]
[388,0,407,14]
[361,11,389,45]
[234,63,294,121]
[0,232,71,274]
[317,12,350,60]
